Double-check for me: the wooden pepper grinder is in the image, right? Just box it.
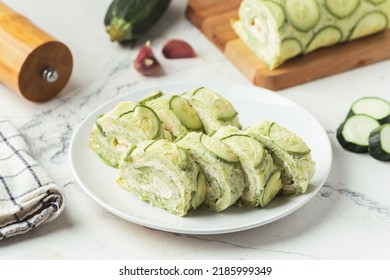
[0,2,73,102]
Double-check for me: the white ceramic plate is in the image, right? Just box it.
[69,82,332,235]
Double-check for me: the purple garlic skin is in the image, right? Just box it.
[134,41,162,76]
[162,39,196,59]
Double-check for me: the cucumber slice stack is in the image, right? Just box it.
[232,0,390,69]
[337,96,390,161]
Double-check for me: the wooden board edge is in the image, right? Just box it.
[185,5,203,29]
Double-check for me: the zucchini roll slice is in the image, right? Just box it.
[145,93,204,138]
[232,0,390,69]
[213,126,282,207]
[246,120,316,196]
[88,101,169,168]
[182,87,242,134]
[118,139,207,216]
[176,132,247,212]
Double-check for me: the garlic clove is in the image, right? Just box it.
[134,41,162,76]
[162,39,196,59]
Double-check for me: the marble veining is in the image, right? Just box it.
[180,234,319,260]
[321,183,390,218]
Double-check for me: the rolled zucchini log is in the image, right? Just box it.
[232,0,390,69]
[212,126,282,207]
[118,139,207,216]
[246,120,316,196]
[88,101,170,168]
[176,132,247,212]
[182,87,242,134]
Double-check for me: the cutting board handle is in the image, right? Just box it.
[0,2,73,102]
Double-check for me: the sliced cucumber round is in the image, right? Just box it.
[261,170,282,207]
[169,95,204,131]
[285,0,320,32]
[349,11,389,41]
[369,124,390,161]
[263,0,286,30]
[191,171,208,209]
[280,38,303,61]
[144,139,189,170]
[324,0,361,19]
[269,122,311,156]
[349,96,390,124]
[220,134,265,168]
[191,87,238,121]
[133,105,161,139]
[119,105,161,139]
[337,114,380,153]
[305,26,343,53]
[200,134,240,163]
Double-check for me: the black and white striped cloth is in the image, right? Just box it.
[0,118,65,240]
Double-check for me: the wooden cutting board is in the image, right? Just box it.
[186,0,390,91]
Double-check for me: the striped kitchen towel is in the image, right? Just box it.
[0,118,65,240]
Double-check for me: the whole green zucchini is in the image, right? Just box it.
[104,0,171,43]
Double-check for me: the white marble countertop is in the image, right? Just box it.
[1,0,389,260]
